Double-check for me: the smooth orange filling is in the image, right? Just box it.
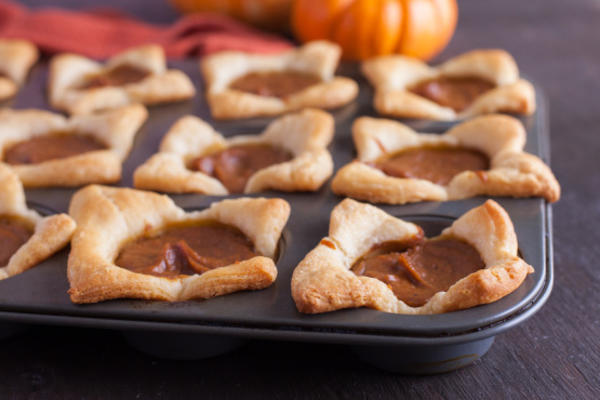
[372,146,490,186]
[79,64,150,89]
[409,76,496,112]
[189,144,293,193]
[3,133,107,165]
[229,70,321,98]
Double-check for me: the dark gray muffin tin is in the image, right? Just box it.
[0,62,553,373]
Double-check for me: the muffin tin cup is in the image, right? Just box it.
[0,62,553,373]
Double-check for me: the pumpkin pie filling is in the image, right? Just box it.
[3,133,108,165]
[78,64,151,90]
[115,221,259,278]
[189,144,293,193]
[372,146,490,186]
[229,70,322,98]
[351,234,485,307]
[0,216,33,266]
[409,76,496,112]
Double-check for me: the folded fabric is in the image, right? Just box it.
[0,1,292,59]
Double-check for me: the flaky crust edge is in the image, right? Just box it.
[331,114,560,204]
[0,164,76,280]
[67,185,290,304]
[291,198,533,315]
[134,108,335,194]
[0,39,38,101]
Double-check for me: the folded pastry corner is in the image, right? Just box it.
[0,164,75,280]
[362,49,535,121]
[0,39,38,101]
[67,185,290,304]
[291,198,533,315]
[202,40,359,119]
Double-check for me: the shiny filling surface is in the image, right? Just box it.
[79,64,151,89]
[229,70,321,98]
[0,216,33,266]
[351,235,485,307]
[373,146,490,186]
[115,221,259,278]
[4,133,108,165]
[3,133,108,165]
[409,76,496,112]
[190,144,293,193]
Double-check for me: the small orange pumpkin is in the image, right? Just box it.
[291,0,458,61]
[171,0,293,31]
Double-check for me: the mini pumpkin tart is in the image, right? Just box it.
[331,114,560,204]
[362,49,536,120]
[48,44,195,115]
[201,40,359,119]
[292,198,533,314]
[0,164,76,280]
[67,185,290,303]
[0,39,38,102]
[134,108,334,194]
[0,104,148,188]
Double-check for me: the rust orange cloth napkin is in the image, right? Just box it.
[0,1,292,58]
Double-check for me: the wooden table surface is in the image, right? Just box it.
[2,0,599,398]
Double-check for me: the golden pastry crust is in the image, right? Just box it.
[291,198,533,315]
[0,164,76,280]
[202,40,359,119]
[0,39,38,101]
[67,185,290,304]
[0,104,148,188]
[48,44,195,114]
[134,108,334,194]
[362,49,536,120]
[331,114,560,204]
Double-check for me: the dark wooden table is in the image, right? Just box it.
[2,0,599,398]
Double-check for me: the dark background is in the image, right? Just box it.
[2,0,599,398]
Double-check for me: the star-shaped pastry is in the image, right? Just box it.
[362,49,535,120]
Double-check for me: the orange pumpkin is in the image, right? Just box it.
[291,0,458,61]
[171,0,293,31]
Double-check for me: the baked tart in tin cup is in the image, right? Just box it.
[49,44,195,115]
[67,185,290,304]
[362,49,535,121]
[201,40,358,119]
[0,39,38,102]
[0,104,147,187]
[291,198,533,314]
[0,164,75,280]
[134,108,334,195]
[332,114,560,204]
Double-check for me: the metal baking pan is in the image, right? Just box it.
[0,61,553,374]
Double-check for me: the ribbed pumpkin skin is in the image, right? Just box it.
[291,0,458,61]
[171,0,293,31]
